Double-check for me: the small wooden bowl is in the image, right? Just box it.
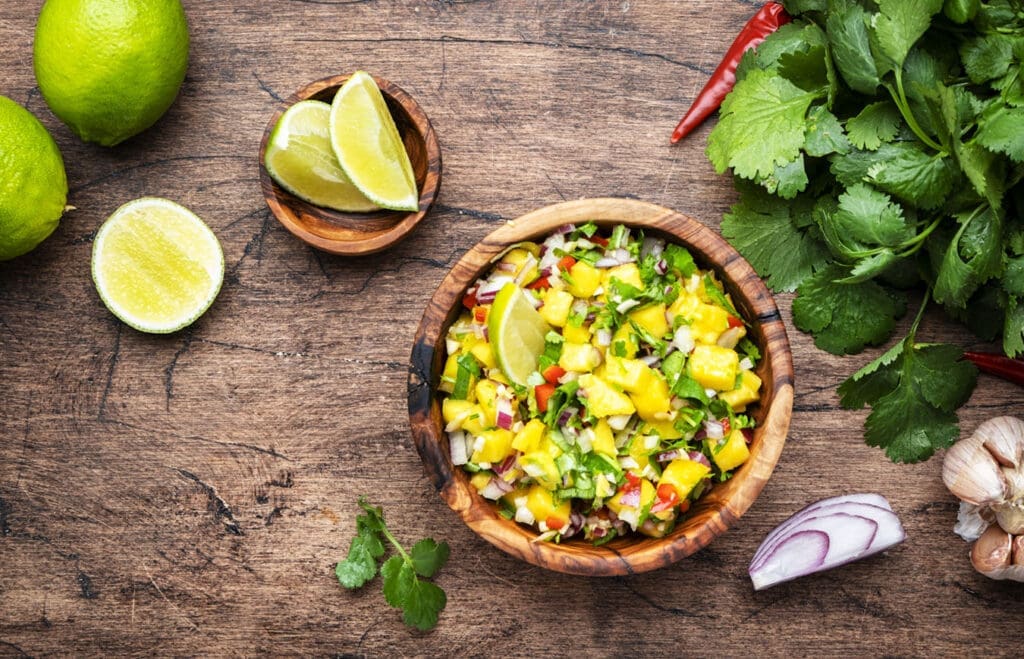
[409,198,794,576]
[258,73,442,256]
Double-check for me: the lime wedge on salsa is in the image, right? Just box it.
[488,283,551,386]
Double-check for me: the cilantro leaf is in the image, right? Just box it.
[707,68,823,181]
[976,107,1024,162]
[793,265,907,354]
[845,102,901,151]
[819,184,913,258]
[871,0,943,75]
[1005,297,1024,357]
[959,33,1014,85]
[825,0,880,95]
[401,579,447,632]
[804,106,851,157]
[841,339,977,463]
[756,155,809,199]
[1006,257,1024,296]
[865,143,959,210]
[720,182,830,292]
[337,499,449,631]
[933,206,1004,308]
[410,539,450,578]
[943,0,980,24]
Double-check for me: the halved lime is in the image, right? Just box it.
[488,283,551,386]
[92,197,224,333]
[264,100,378,212]
[329,71,418,212]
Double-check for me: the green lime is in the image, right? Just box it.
[0,95,68,261]
[329,71,418,212]
[488,283,551,386]
[92,197,223,333]
[264,100,379,212]
[33,0,190,146]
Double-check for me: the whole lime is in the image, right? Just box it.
[33,0,190,147]
[0,96,68,261]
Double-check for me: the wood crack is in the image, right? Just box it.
[176,469,244,536]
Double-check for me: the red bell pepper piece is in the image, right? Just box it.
[535,383,557,413]
[525,276,551,290]
[727,315,744,329]
[462,289,478,309]
[651,483,680,513]
[542,364,566,384]
[670,2,791,143]
[963,351,1024,387]
[557,255,577,273]
[473,306,487,324]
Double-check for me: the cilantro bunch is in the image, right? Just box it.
[335,498,449,631]
[706,0,1024,462]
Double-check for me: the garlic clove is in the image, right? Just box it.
[942,432,1010,505]
[977,416,1024,469]
[954,501,992,542]
[971,525,1013,574]
[1014,535,1024,566]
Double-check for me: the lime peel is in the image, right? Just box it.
[488,283,551,386]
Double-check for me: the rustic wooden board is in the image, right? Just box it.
[1,1,1022,656]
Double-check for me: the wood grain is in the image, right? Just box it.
[1,1,1022,655]
[409,198,793,576]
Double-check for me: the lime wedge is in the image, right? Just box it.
[92,197,224,334]
[264,100,379,212]
[329,71,418,212]
[488,283,551,386]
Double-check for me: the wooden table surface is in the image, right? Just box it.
[2,1,1022,656]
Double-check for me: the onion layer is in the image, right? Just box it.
[749,493,906,591]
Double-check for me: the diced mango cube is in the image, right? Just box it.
[604,354,649,391]
[567,261,602,298]
[719,370,762,411]
[511,418,546,453]
[706,428,750,472]
[439,352,461,394]
[628,436,653,472]
[519,451,560,488]
[470,471,493,493]
[668,291,701,322]
[629,303,669,340]
[690,303,730,344]
[442,398,487,434]
[603,263,644,291]
[639,417,682,440]
[471,428,515,464]
[562,322,591,344]
[629,370,672,421]
[525,484,571,529]
[539,289,575,327]
[559,342,602,372]
[688,344,739,392]
[499,247,539,281]
[578,374,635,417]
[591,419,617,457]
[469,341,496,370]
[658,458,710,500]
[474,379,500,427]
[608,325,639,358]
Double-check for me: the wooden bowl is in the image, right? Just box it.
[408,198,794,576]
[258,73,442,256]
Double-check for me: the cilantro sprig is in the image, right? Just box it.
[706,0,1024,462]
[335,498,450,631]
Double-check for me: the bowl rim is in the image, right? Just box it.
[409,197,793,576]
[258,73,442,256]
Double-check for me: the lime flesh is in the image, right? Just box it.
[92,197,223,333]
[264,100,378,212]
[488,283,551,386]
[329,71,418,212]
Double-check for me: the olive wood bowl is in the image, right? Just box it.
[258,73,442,256]
[408,197,793,576]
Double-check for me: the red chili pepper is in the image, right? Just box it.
[651,483,680,513]
[591,236,609,247]
[557,255,577,272]
[542,364,566,384]
[525,276,551,290]
[535,383,557,413]
[670,2,791,143]
[963,351,1024,387]
[727,315,744,329]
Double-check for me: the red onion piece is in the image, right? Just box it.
[595,256,622,268]
[686,451,712,469]
[749,494,906,591]
[620,487,641,508]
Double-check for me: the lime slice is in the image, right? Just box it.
[264,100,379,212]
[488,283,551,386]
[92,197,224,333]
[329,71,418,212]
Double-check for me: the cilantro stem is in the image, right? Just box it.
[896,215,943,257]
[906,287,931,344]
[379,524,412,563]
[886,71,944,154]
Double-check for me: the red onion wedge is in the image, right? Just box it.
[749,493,906,591]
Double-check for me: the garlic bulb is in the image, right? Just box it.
[942,416,1024,582]
[942,416,1024,535]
